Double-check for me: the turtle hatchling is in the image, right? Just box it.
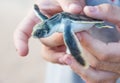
[32,4,112,68]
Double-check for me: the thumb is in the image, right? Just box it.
[56,0,85,14]
[14,10,39,56]
[84,4,120,26]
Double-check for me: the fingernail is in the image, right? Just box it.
[69,4,82,14]
[65,58,72,65]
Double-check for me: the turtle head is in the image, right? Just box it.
[32,22,51,38]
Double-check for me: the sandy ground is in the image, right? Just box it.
[0,0,47,83]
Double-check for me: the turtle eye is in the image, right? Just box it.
[33,29,47,38]
[42,29,48,35]
[34,29,42,38]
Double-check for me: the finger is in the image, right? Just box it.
[37,0,62,17]
[64,55,119,83]
[40,43,67,64]
[56,0,85,14]
[40,33,64,47]
[82,48,120,74]
[82,48,99,69]
[95,61,120,75]
[77,32,107,60]
[14,0,62,56]
[14,11,39,56]
[83,4,120,26]
[77,32,120,62]
[63,55,85,75]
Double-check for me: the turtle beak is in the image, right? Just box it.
[32,23,41,38]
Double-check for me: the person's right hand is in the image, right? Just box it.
[14,0,85,64]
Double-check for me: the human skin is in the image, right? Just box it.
[14,0,85,64]
[63,4,120,83]
[14,0,120,82]
[80,4,120,74]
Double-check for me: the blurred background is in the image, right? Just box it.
[0,0,47,83]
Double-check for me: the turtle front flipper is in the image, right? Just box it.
[34,4,48,21]
[63,21,89,68]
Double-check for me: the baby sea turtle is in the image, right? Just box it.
[32,4,112,68]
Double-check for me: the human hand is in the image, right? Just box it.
[63,54,119,83]
[57,4,120,83]
[14,0,85,64]
[76,4,120,74]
